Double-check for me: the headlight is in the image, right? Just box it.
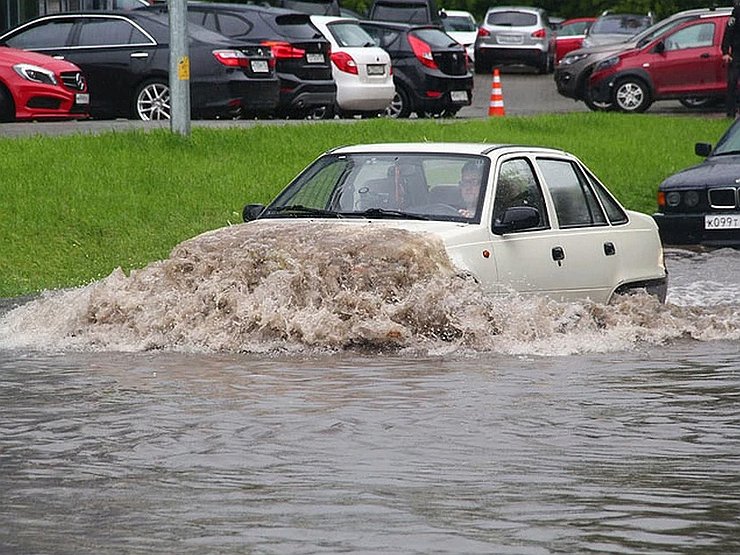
[594,56,620,72]
[13,63,58,85]
[666,192,681,207]
[560,53,589,65]
[684,190,700,207]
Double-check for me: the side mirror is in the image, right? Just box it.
[492,206,540,235]
[653,41,665,54]
[694,142,712,157]
[243,203,266,222]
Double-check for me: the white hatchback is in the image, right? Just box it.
[310,15,395,116]
[243,143,668,304]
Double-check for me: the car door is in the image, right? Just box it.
[648,19,725,97]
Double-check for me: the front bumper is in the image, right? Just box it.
[653,212,740,247]
[553,67,581,99]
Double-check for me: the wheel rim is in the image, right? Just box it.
[137,82,170,120]
[385,92,403,118]
[615,82,644,111]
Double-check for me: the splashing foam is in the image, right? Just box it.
[1,222,738,356]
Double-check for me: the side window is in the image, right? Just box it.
[664,22,714,51]
[216,13,252,38]
[4,20,74,49]
[584,170,629,224]
[77,19,149,46]
[537,158,607,228]
[187,11,208,27]
[494,158,548,230]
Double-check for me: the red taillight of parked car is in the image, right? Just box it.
[408,34,438,70]
[331,51,358,74]
[531,29,546,39]
[212,50,250,68]
[477,27,490,38]
[262,40,306,59]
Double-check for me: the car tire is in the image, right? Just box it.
[385,87,412,118]
[133,79,171,121]
[612,77,651,113]
[0,86,14,123]
[584,86,614,112]
[678,96,716,109]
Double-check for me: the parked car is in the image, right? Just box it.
[654,121,740,247]
[310,15,394,117]
[554,7,731,111]
[581,13,653,49]
[474,6,556,74]
[0,44,89,121]
[271,0,340,16]
[153,3,336,119]
[587,12,729,113]
[440,9,477,62]
[241,143,668,304]
[358,20,473,118]
[0,11,279,120]
[554,16,595,64]
[367,0,442,26]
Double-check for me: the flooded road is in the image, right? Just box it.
[1,237,739,554]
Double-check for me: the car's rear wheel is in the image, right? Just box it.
[679,96,717,109]
[612,77,651,113]
[0,86,14,122]
[134,79,171,121]
[385,87,412,118]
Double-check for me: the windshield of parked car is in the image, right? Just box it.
[442,15,476,32]
[590,14,651,36]
[263,153,490,222]
[326,21,376,47]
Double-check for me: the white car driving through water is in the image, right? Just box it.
[243,143,668,303]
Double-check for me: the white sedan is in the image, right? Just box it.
[243,143,667,303]
[310,15,395,117]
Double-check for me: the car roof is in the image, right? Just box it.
[328,143,570,157]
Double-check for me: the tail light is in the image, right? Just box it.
[531,29,546,39]
[408,34,438,70]
[213,50,250,68]
[262,40,305,59]
[331,51,358,74]
[477,27,490,38]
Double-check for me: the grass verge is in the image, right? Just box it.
[0,113,729,297]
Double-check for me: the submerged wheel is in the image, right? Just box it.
[133,79,171,121]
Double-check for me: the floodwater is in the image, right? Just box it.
[1,223,739,554]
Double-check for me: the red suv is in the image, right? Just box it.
[587,12,728,113]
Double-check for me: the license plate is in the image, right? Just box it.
[367,64,385,75]
[705,213,740,229]
[251,60,269,73]
[75,93,90,104]
[450,90,468,102]
[306,53,324,63]
[497,34,523,45]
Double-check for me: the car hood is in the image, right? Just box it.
[660,155,740,189]
[0,45,81,72]
[566,38,633,59]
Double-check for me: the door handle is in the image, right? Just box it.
[53,55,65,60]
[130,52,149,59]
[551,246,565,266]
[604,242,616,256]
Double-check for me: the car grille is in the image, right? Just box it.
[708,187,739,209]
[60,71,86,92]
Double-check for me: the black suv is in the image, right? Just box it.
[149,3,336,118]
[359,20,472,118]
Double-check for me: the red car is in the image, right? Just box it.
[0,45,89,122]
[554,17,596,64]
[587,12,728,113]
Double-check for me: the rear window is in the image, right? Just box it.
[411,28,458,47]
[486,10,537,27]
[372,3,430,24]
[326,21,375,47]
[266,13,322,39]
[281,0,339,16]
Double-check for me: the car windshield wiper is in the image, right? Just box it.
[267,205,343,218]
[354,208,430,220]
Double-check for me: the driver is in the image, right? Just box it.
[458,160,484,218]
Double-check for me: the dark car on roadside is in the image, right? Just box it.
[358,20,472,118]
[654,120,740,247]
[148,2,336,118]
[0,44,89,122]
[587,11,729,113]
[0,10,279,120]
[554,7,731,111]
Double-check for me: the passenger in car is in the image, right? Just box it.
[457,160,484,218]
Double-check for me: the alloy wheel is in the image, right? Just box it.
[136,82,171,121]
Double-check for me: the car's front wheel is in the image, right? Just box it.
[612,77,651,113]
[133,79,171,121]
[0,86,14,122]
[385,87,412,118]
[583,86,613,111]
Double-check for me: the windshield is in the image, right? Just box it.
[712,122,740,155]
[264,153,490,222]
[590,15,651,36]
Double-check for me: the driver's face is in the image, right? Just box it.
[460,172,480,204]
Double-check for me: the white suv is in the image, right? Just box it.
[474,6,556,74]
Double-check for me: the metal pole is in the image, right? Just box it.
[168,0,190,136]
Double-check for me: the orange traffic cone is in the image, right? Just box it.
[488,68,505,117]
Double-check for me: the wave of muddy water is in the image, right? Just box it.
[1,222,738,355]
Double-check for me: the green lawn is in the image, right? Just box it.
[0,114,728,297]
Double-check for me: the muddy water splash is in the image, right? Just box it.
[1,223,738,355]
